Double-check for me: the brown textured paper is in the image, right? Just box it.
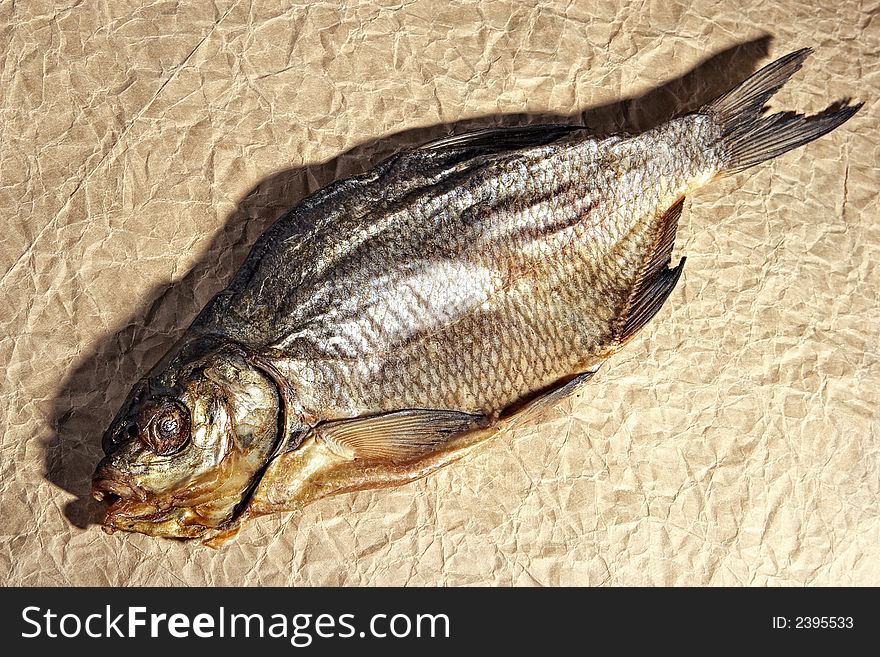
[1,1,877,586]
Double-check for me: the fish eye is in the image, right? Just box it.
[158,415,179,437]
[144,399,191,456]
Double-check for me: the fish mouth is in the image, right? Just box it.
[90,461,208,538]
[99,501,210,539]
[91,460,147,503]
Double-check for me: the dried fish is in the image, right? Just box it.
[91,50,860,543]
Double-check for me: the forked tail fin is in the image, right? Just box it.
[706,48,862,173]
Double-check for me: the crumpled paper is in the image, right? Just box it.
[1,0,877,586]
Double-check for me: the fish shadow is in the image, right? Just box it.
[45,37,772,528]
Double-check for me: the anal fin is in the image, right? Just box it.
[315,409,487,464]
[616,197,687,344]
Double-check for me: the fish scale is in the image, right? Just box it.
[307,132,679,416]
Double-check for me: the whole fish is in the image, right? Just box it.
[92,49,860,544]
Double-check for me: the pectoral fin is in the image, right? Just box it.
[315,409,488,463]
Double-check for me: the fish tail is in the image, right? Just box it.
[706,48,862,173]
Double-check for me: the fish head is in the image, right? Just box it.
[92,344,282,539]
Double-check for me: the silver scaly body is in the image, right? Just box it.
[196,115,720,421]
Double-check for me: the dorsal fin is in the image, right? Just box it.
[615,197,687,344]
[418,124,584,155]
